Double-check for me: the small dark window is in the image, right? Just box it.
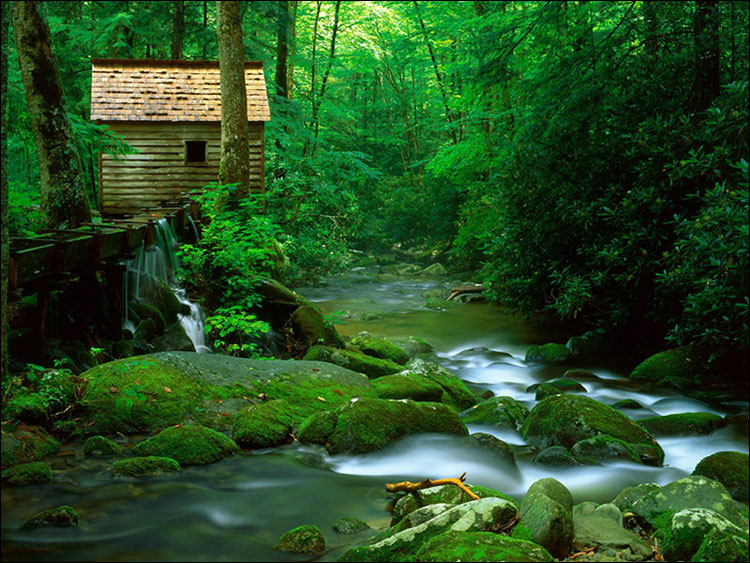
[186,141,207,163]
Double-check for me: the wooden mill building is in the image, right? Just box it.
[91,59,270,215]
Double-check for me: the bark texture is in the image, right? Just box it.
[1,1,9,379]
[171,0,185,59]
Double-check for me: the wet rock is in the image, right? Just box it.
[273,524,326,554]
[460,395,529,430]
[150,322,195,352]
[639,412,723,436]
[142,277,188,324]
[611,483,661,512]
[381,263,423,275]
[394,336,433,358]
[521,394,664,466]
[524,343,571,363]
[351,332,409,365]
[468,433,517,464]
[425,296,460,310]
[371,374,444,402]
[611,399,644,410]
[131,302,166,336]
[534,446,580,466]
[291,305,345,350]
[297,411,338,445]
[415,530,553,562]
[0,423,59,467]
[327,398,467,454]
[113,339,134,358]
[516,478,574,559]
[400,359,476,410]
[572,502,651,560]
[420,263,447,276]
[692,526,749,562]
[630,346,703,383]
[134,317,160,343]
[570,435,643,464]
[566,329,611,357]
[133,424,239,465]
[527,378,587,400]
[662,508,747,562]
[113,456,182,477]
[333,517,372,534]
[1,461,52,486]
[232,399,294,448]
[692,451,749,503]
[84,435,122,456]
[304,345,403,378]
[22,505,79,528]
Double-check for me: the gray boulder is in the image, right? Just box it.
[516,478,574,559]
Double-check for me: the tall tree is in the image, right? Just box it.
[275,0,289,98]
[287,0,299,99]
[690,0,720,111]
[172,0,185,59]
[1,1,9,380]
[217,0,250,192]
[12,1,91,228]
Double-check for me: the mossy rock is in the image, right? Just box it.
[630,346,703,382]
[460,395,529,430]
[327,398,468,454]
[1,461,52,486]
[114,339,135,359]
[534,446,580,466]
[572,502,651,559]
[425,296,460,310]
[291,304,345,350]
[691,526,749,562]
[400,359,476,410]
[611,399,644,410]
[662,508,747,562]
[639,412,723,436]
[527,378,587,400]
[232,399,293,448]
[0,423,60,467]
[693,451,749,503]
[525,343,571,363]
[611,483,662,512]
[521,394,664,466]
[566,330,610,357]
[351,332,409,365]
[133,424,239,465]
[420,263,448,276]
[468,433,518,471]
[131,302,166,335]
[273,524,325,554]
[371,374,444,403]
[416,530,553,562]
[3,369,76,422]
[151,323,195,352]
[22,505,79,528]
[570,434,643,464]
[142,278,189,324]
[84,435,122,456]
[518,478,574,559]
[333,517,371,534]
[396,336,434,358]
[304,345,402,378]
[113,456,182,477]
[297,411,338,445]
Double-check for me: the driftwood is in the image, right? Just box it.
[446,285,485,301]
[385,471,480,500]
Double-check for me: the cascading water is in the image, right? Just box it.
[123,218,210,353]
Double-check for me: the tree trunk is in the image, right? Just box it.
[12,1,91,228]
[171,0,185,59]
[1,1,10,379]
[690,0,720,112]
[311,0,341,156]
[276,0,289,99]
[287,0,299,99]
[217,0,250,193]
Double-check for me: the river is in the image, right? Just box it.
[2,267,747,562]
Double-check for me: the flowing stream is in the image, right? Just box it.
[2,267,747,562]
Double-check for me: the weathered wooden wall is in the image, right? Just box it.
[99,121,264,214]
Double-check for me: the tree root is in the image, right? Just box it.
[385,471,480,500]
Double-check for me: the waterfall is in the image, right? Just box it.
[123,218,210,353]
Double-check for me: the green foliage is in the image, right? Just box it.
[205,306,269,357]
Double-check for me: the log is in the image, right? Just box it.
[384,472,479,500]
[446,285,485,301]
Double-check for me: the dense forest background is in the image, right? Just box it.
[4,1,749,369]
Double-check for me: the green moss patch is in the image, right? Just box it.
[630,346,703,382]
[273,524,325,554]
[297,411,338,444]
[133,424,239,465]
[693,451,749,503]
[113,456,182,477]
[525,343,571,363]
[333,517,371,534]
[460,395,529,429]
[232,399,294,448]
[84,435,122,456]
[371,374,444,402]
[639,412,723,436]
[416,530,553,562]
[304,345,403,378]
[1,461,52,486]
[0,423,60,467]
[22,505,79,528]
[351,332,409,365]
[400,359,476,410]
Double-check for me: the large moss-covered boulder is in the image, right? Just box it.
[534,446,580,466]
[327,398,468,454]
[3,369,77,422]
[304,345,402,378]
[291,305,345,350]
[415,531,553,562]
[133,424,239,465]
[84,435,122,456]
[639,412,723,436]
[131,301,166,335]
[273,524,326,554]
[631,475,746,530]
[351,332,409,365]
[399,359,476,410]
[662,508,747,562]
[113,456,182,477]
[525,343,571,363]
[516,478,573,559]
[459,396,529,430]
[569,434,643,464]
[692,526,749,562]
[371,374,444,403]
[0,423,59,467]
[468,433,518,472]
[630,346,703,382]
[611,483,662,513]
[521,394,664,466]
[1,461,52,486]
[527,378,587,400]
[297,411,338,445]
[693,451,749,503]
[572,502,651,560]
[22,505,79,528]
[232,399,293,448]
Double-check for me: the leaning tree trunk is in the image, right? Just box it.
[12,1,91,228]
[1,2,10,379]
[217,0,250,194]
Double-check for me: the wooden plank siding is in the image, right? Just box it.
[99,121,264,214]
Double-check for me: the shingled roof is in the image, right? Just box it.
[91,59,270,122]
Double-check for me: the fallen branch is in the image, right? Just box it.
[570,546,596,559]
[385,472,480,500]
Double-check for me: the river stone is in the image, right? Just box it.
[395,336,434,358]
[662,508,747,562]
[534,446,580,466]
[517,478,573,559]
[459,395,529,430]
[1,423,59,466]
[79,352,375,434]
[232,399,294,448]
[692,526,750,562]
[693,451,749,502]
[291,304,345,350]
[520,394,664,466]
[400,359,476,410]
[1,461,52,486]
[638,412,723,436]
[273,524,325,554]
[351,332,409,365]
[304,345,403,378]
[566,329,610,357]
[22,505,79,528]
[113,456,182,477]
[527,378,587,400]
[420,263,447,276]
[415,530,553,562]
[570,434,643,464]
[333,517,372,534]
[133,424,239,465]
[631,475,746,529]
[525,343,571,363]
[84,435,122,456]
[326,398,467,454]
[297,410,338,445]
[150,322,195,353]
[468,433,518,473]
[341,497,518,562]
[611,483,662,512]
[371,374,444,403]
[572,502,651,561]
[630,346,703,382]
